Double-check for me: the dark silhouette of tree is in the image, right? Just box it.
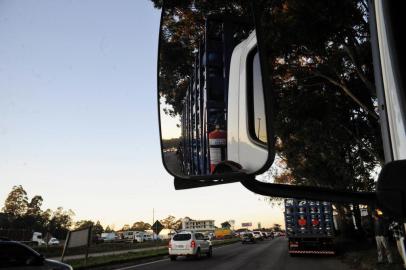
[74,220,94,230]
[160,215,182,229]
[2,185,28,216]
[131,221,151,231]
[93,221,104,235]
[221,221,231,229]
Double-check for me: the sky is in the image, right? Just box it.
[0,0,284,230]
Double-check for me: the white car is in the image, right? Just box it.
[252,231,264,240]
[48,238,60,246]
[168,231,212,261]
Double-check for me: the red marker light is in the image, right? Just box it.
[298,218,307,226]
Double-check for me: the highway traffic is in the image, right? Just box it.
[114,238,350,270]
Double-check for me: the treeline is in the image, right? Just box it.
[0,185,186,240]
[162,138,181,150]
[0,185,75,239]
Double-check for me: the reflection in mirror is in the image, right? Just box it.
[255,0,384,192]
[158,2,269,177]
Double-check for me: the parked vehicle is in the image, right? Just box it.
[133,231,153,243]
[47,238,59,246]
[31,232,46,246]
[241,233,256,244]
[168,231,212,261]
[0,230,46,246]
[101,232,118,242]
[285,199,335,255]
[0,239,72,269]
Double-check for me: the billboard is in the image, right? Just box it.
[241,222,252,227]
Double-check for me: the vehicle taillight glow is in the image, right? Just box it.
[191,240,196,248]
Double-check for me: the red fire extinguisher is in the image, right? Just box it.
[209,125,227,173]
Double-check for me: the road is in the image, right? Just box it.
[163,151,182,175]
[113,237,351,270]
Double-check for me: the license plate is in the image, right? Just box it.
[176,245,185,249]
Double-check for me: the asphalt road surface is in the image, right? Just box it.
[113,237,351,270]
[163,151,182,176]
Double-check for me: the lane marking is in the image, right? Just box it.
[113,243,239,270]
[114,258,169,270]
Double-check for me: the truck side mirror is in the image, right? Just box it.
[157,0,406,217]
[158,1,275,184]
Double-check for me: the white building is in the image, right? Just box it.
[181,217,215,232]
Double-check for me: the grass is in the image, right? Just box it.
[34,240,169,258]
[64,238,240,269]
[66,248,168,270]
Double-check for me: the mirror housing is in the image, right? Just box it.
[158,2,275,182]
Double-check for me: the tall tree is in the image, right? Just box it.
[221,221,231,229]
[104,225,114,233]
[160,215,181,229]
[2,185,28,216]
[93,221,104,235]
[74,220,94,230]
[47,207,75,239]
[121,224,131,231]
[131,221,151,231]
[26,195,43,217]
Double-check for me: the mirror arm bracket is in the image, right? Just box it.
[174,177,240,190]
[241,177,377,205]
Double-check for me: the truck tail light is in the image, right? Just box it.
[312,219,319,226]
[298,218,307,226]
[191,240,196,248]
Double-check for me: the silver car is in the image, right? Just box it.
[168,231,212,261]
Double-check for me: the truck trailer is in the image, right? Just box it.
[178,16,252,176]
[284,199,335,255]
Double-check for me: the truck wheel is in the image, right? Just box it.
[170,255,177,261]
[206,246,213,258]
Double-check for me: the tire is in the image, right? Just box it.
[206,246,213,258]
[195,248,201,260]
[170,255,177,261]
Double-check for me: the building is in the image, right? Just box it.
[181,217,215,233]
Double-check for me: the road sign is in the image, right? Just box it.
[152,220,164,234]
[241,222,252,227]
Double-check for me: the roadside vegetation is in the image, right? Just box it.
[35,240,170,258]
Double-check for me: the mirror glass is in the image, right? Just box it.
[158,2,271,177]
[255,0,384,193]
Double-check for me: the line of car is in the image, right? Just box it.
[240,231,285,244]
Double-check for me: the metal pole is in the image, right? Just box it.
[84,225,92,266]
[61,231,71,262]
